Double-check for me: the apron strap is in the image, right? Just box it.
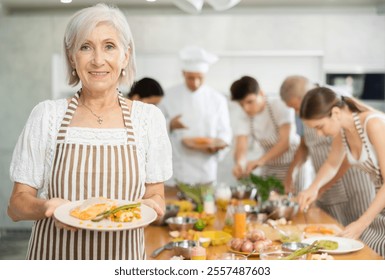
[352,112,382,182]
[56,90,136,144]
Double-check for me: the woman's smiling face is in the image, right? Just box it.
[72,23,129,93]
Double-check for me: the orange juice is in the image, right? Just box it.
[233,210,246,238]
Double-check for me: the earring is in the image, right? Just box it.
[121,69,126,76]
[72,69,77,76]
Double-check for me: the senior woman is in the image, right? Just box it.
[8,4,172,260]
[298,87,385,257]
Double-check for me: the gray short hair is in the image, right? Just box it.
[63,3,136,88]
[280,75,311,102]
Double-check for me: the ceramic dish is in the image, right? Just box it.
[54,199,156,231]
[302,236,364,254]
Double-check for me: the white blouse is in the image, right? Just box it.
[10,98,173,199]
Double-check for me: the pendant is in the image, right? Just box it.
[97,117,103,124]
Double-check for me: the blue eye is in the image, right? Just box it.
[106,44,115,50]
[80,45,91,51]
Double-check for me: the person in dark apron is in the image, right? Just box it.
[280,75,375,226]
[230,76,308,194]
[8,4,172,260]
[298,86,385,257]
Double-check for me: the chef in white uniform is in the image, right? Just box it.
[159,46,232,186]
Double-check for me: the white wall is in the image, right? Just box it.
[1,7,384,228]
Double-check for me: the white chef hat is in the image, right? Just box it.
[179,46,218,73]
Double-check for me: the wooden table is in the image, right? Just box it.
[145,190,383,260]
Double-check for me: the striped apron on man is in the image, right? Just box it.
[250,100,307,194]
[304,126,374,226]
[26,92,146,260]
[341,112,385,257]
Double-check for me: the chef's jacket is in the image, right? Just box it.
[159,83,232,185]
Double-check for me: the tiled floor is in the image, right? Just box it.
[0,229,30,260]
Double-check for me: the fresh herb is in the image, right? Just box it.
[247,174,284,202]
[283,240,339,260]
[176,181,212,213]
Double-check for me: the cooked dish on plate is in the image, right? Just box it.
[182,137,228,150]
[54,197,156,231]
[70,197,141,223]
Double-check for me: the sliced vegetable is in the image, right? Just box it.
[282,240,339,260]
[91,202,141,222]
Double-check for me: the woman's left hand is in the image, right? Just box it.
[245,159,264,175]
[338,220,366,240]
[142,198,165,218]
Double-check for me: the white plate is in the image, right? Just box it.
[54,199,157,231]
[302,236,365,254]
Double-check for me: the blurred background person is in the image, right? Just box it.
[230,76,308,194]
[298,87,385,257]
[280,75,375,226]
[128,77,164,105]
[159,46,232,187]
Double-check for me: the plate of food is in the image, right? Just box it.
[182,137,228,150]
[299,224,342,238]
[54,197,157,231]
[302,236,365,254]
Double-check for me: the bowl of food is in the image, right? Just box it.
[173,240,198,259]
[230,184,257,200]
[217,252,248,260]
[166,216,198,231]
[260,199,299,220]
[151,204,180,226]
[259,245,306,260]
[281,242,309,252]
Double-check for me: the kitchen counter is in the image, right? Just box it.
[144,189,383,260]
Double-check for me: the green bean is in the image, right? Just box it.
[91,202,141,222]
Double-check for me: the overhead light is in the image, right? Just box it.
[60,0,72,4]
[146,0,157,2]
[173,0,204,14]
[206,0,241,11]
[174,0,241,14]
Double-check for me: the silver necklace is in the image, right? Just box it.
[78,90,120,125]
[81,101,104,124]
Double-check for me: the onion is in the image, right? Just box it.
[230,238,244,251]
[248,229,266,241]
[262,239,273,246]
[253,240,266,251]
[241,240,254,253]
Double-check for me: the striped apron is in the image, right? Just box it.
[26,92,146,260]
[304,126,374,226]
[250,100,307,194]
[341,112,385,257]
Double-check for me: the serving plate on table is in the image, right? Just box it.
[182,137,228,150]
[54,199,157,231]
[298,223,342,238]
[302,236,365,254]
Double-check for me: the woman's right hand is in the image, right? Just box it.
[232,164,245,179]
[297,186,319,212]
[44,198,78,231]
